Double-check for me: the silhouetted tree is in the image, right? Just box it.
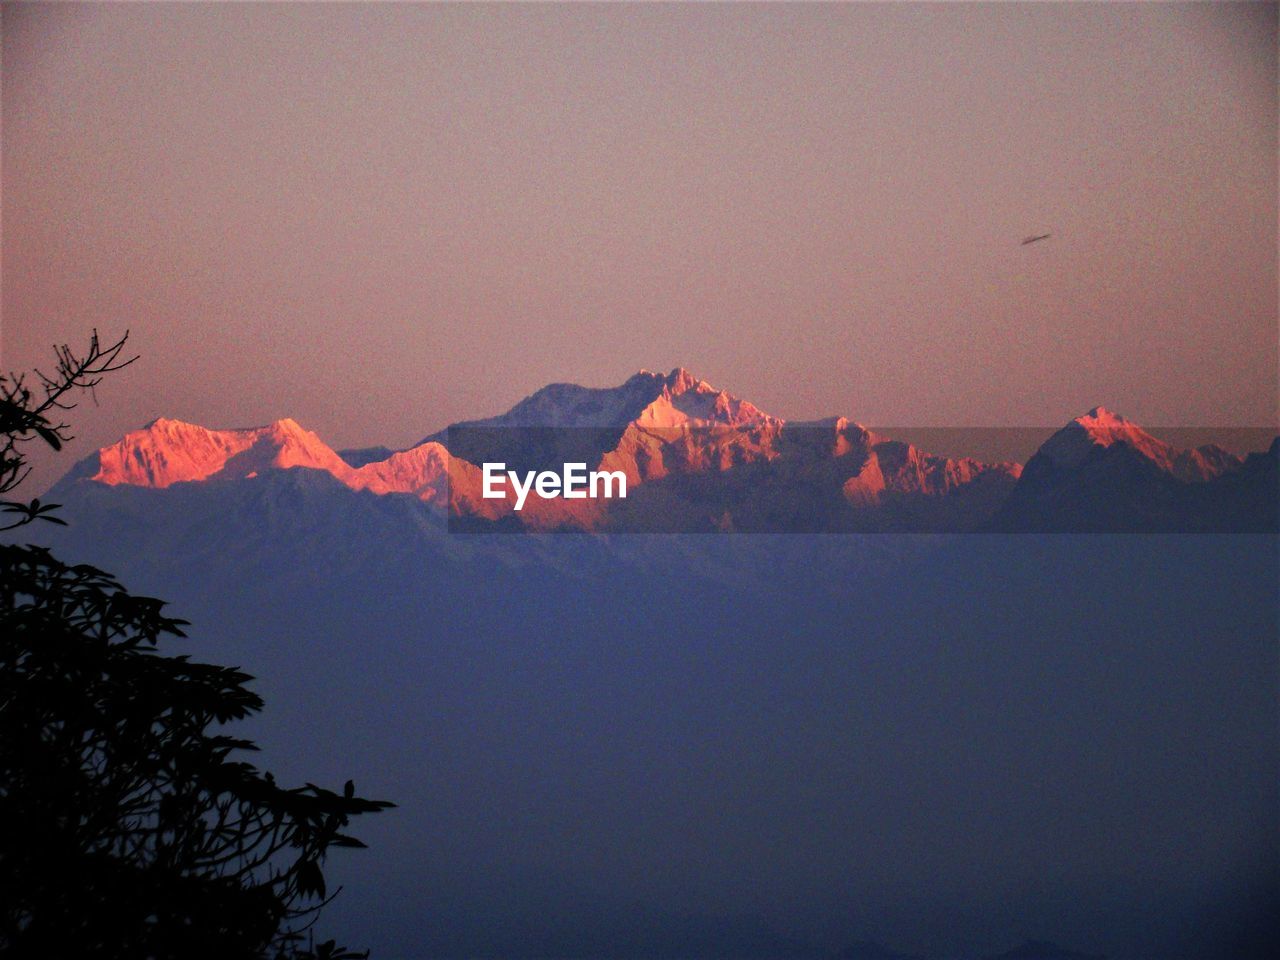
[0,333,393,960]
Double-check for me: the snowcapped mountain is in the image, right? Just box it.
[1032,406,1243,481]
[12,371,1274,960]
[423,368,776,437]
[78,417,351,487]
[12,371,1277,960]
[423,367,785,494]
[46,371,1276,534]
[990,407,1272,532]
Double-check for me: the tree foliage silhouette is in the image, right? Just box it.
[0,333,393,960]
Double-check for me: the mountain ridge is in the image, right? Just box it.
[53,368,1276,533]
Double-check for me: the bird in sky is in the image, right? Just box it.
[1021,233,1052,245]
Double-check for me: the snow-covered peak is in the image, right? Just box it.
[424,366,778,439]
[425,374,666,436]
[664,367,702,395]
[1083,405,1121,423]
[92,419,252,487]
[1075,406,1148,441]
[347,441,455,500]
[1031,408,1245,481]
[90,417,351,488]
[1034,407,1174,471]
[633,368,778,429]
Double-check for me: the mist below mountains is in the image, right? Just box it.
[12,369,1278,958]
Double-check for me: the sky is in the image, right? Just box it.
[3,1,1277,492]
[3,8,1278,956]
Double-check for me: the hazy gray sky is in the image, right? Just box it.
[4,1,1276,489]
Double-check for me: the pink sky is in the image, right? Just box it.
[3,1,1276,490]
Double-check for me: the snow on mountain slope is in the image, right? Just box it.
[346,442,511,520]
[989,407,1267,532]
[425,367,789,529]
[1033,407,1242,480]
[424,370,671,436]
[632,368,778,429]
[77,416,502,515]
[88,417,355,487]
[833,424,1022,505]
[347,442,453,500]
[49,372,1272,533]
[48,369,1030,532]
[421,368,775,439]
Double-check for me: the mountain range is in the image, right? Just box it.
[52,367,1276,534]
[13,368,1277,959]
